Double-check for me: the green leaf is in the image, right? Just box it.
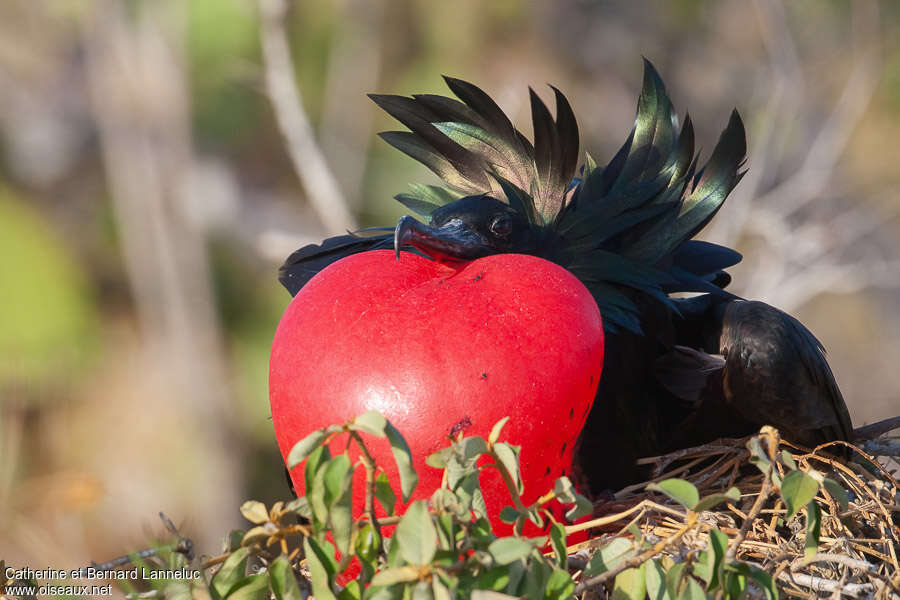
[412,581,434,600]
[339,581,362,600]
[644,559,668,600]
[286,497,311,519]
[374,472,397,516]
[780,470,819,519]
[676,576,705,600]
[780,450,798,470]
[565,493,593,522]
[471,485,488,519]
[452,471,481,514]
[693,487,741,512]
[478,567,511,591]
[493,443,523,494]
[445,438,486,490]
[823,478,849,512]
[695,528,727,589]
[613,565,647,600]
[805,499,822,559]
[708,528,728,590]
[356,522,381,576]
[647,479,699,510]
[367,584,402,600]
[430,488,456,512]
[288,429,330,468]
[318,454,353,555]
[225,574,268,600]
[488,538,534,565]
[471,517,495,545]
[396,500,437,565]
[352,411,388,437]
[522,559,550,600]
[665,562,687,600]
[370,566,421,586]
[386,529,402,567]
[499,506,520,524]
[525,506,544,529]
[211,547,249,599]
[163,581,190,600]
[746,436,772,475]
[426,448,452,469]
[305,445,332,525]
[549,523,567,569]
[223,530,245,552]
[488,417,510,445]
[692,555,711,585]
[545,569,575,600]
[304,537,337,600]
[723,563,777,600]
[242,525,274,546]
[432,578,452,600]
[471,592,519,600]
[269,556,304,600]
[555,477,593,521]
[505,561,527,595]
[553,477,577,503]
[435,512,455,550]
[329,488,354,559]
[322,455,352,505]
[724,570,746,599]
[385,421,419,502]
[585,538,634,576]
[239,500,269,524]
[626,523,645,547]
[457,436,489,461]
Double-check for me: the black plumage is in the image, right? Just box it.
[278,61,853,494]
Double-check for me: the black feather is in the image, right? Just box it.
[442,76,531,157]
[279,233,393,296]
[671,241,742,276]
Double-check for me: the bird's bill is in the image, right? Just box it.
[394,215,491,262]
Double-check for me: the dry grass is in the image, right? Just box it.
[565,430,900,599]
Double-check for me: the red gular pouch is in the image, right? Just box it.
[270,250,604,578]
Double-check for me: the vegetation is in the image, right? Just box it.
[5,414,893,599]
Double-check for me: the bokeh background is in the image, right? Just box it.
[1,0,898,570]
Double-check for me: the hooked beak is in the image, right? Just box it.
[394,215,491,262]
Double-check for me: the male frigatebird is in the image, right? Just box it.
[278,61,853,493]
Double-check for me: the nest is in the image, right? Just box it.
[566,429,900,599]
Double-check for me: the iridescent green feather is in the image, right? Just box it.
[372,61,747,333]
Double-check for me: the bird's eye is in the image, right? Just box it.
[489,215,512,238]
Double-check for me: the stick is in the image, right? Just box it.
[258,0,357,236]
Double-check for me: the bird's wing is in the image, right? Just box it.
[278,232,394,296]
[719,300,854,444]
[653,345,726,407]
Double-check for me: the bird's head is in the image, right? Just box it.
[394,194,539,262]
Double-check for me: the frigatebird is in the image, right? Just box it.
[278,61,853,493]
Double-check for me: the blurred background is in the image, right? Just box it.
[1,0,898,569]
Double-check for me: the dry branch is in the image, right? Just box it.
[258,0,357,236]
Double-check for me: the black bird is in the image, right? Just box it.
[278,61,853,494]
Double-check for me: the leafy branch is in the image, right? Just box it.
[50,417,898,600]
